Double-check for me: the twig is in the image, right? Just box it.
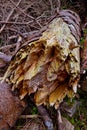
[21,36,41,47]
[57,110,62,123]
[57,0,61,10]
[14,36,22,53]
[6,27,25,38]
[20,114,40,119]
[0,77,3,81]
[57,109,63,130]
[8,35,18,40]
[0,0,22,33]
[9,0,35,20]
[0,43,16,51]
[9,0,43,28]
[29,24,41,30]
[36,20,43,28]
[49,0,54,15]
[0,21,33,25]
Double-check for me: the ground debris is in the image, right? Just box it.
[0,81,26,129]
[58,117,74,130]
[20,118,45,130]
[61,100,81,117]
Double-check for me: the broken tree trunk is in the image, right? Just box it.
[1,9,81,130]
[2,9,81,108]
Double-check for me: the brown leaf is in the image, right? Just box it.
[0,81,26,128]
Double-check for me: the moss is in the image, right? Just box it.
[30,106,38,115]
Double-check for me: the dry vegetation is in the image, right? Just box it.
[0,0,87,58]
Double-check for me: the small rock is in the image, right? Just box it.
[61,100,81,117]
[58,117,74,130]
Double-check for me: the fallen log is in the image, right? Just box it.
[0,8,81,130]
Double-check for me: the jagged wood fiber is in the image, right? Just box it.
[3,10,81,109]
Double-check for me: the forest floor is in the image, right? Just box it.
[0,0,87,130]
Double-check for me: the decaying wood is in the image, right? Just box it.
[0,81,26,129]
[0,8,81,130]
[2,9,81,109]
[20,114,40,119]
[58,10,81,43]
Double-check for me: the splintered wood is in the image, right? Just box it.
[2,10,81,109]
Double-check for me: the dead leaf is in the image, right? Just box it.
[0,81,26,129]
